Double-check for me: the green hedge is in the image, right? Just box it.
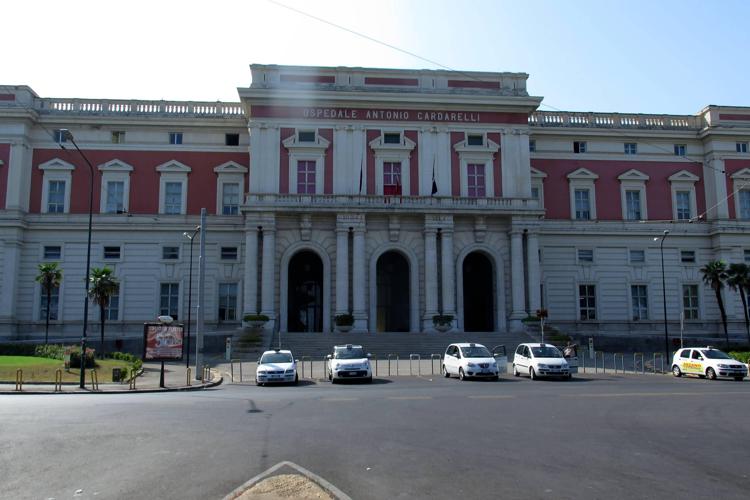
[729,351,750,364]
[0,343,37,356]
[34,344,66,360]
[107,351,143,373]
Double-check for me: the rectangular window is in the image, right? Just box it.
[105,181,125,213]
[164,182,182,214]
[745,249,750,263]
[298,131,316,142]
[631,285,648,321]
[675,191,691,220]
[629,249,645,263]
[44,245,62,260]
[574,189,591,220]
[681,250,696,263]
[383,132,401,144]
[222,182,240,215]
[218,283,238,321]
[531,187,540,200]
[111,131,125,144]
[162,246,179,260]
[383,161,402,196]
[221,246,238,260]
[296,160,316,194]
[624,143,638,155]
[47,180,66,213]
[529,139,536,152]
[739,190,750,219]
[625,190,642,220]
[573,141,587,153]
[467,163,486,198]
[736,142,749,153]
[682,284,699,320]
[169,132,183,145]
[39,285,60,321]
[159,283,179,321]
[674,144,686,156]
[577,249,594,263]
[53,130,67,144]
[105,289,119,321]
[103,246,121,259]
[225,133,240,146]
[579,284,596,320]
[467,134,484,146]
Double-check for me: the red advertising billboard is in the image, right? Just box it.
[143,323,184,361]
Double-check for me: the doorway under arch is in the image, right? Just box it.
[376,251,410,332]
[287,250,323,332]
[462,251,495,332]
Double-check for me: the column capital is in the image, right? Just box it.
[337,213,365,231]
[425,213,453,230]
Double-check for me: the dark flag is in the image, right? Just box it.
[431,155,438,195]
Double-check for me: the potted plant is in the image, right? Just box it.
[334,313,354,333]
[243,313,269,329]
[432,314,453,332]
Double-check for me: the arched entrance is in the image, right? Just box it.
[376,251,410,332]
[287,250,323,332]
[463,251,494,332]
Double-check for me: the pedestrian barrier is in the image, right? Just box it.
[409,354,421,376]
[633,353,645,375]
[54,369,63,392]
[186,367,192,386]
[128,372,137,390]
[371,354,378,376]
[612,353,625,374]
[89,369,99,391]
[202,366,211,382]
[430,354,442,375]
[652,353,665,374]
[321,356,328,379]
[387,354,399,376]
[594,351,605,373]
[299,356,312,378]
[230,359,243,382]
[580,351,586,373]
[15,369,22,391]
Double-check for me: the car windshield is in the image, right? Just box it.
[334,347,366,359]
[531,346,563,358]
[260,353,293,364]
[460,346,492,358]
[701,349,732,360]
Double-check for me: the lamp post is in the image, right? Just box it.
[183,226,200,368]
[61,130,94,389]
[654,229,670,366]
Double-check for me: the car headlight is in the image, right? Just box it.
[537,364,549,369]
[258,370,267,374]
[718,364,730,368]
[285,369,294,374]
[490,360,497,366]
[467,362,477,367]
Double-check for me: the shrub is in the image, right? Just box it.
[334,313,354,326]
[729,351,750,364]
[67,347,96,369]
[243,313,269,322]
[108,351,143,373]
[0,343,37,356]
[432,314,454,326]
[34,344,66,360]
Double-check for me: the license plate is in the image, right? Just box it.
[348,371,358,376]
[482,370,489,374]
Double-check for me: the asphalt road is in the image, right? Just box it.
[1,373,749,500]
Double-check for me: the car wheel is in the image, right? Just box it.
[493,375,499,381]
[513,364,519,377]
[366,376,373,384]
[256,380,263,387]
[567,373,572,380]
[442,365,450,378]
[672,365,682,378]
[706,367,717,380]
[529,367,537,380]
[294,374,299,385]
[734,376,744,382]
[459,368,466,381]
[328,369,333,381]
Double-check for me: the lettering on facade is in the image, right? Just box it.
[302,107,480,123]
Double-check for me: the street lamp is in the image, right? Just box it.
[653,229,670,367]
[183,226,200,368]
[60,129,94,389]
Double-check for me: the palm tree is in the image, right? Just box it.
[701,260,729,346]
[35,263,63,345]
[727,262,750,344]
[88,266,119,354]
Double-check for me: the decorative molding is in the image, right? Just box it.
[38,158,75,171]
[300,214,312,241]
[213,161,248,174]
[155,160,192,173]
[388,215,400,242]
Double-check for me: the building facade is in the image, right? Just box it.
[1,64,750,340]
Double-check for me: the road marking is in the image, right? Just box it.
[573,391,750,398]
[321,397,359,402]
[468,395,515,399]
[223,460,352,500]
[386,396,433,400]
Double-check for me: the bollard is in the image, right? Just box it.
[372,354,378,377]
[431,354,442,375]
[613,353,625,374]
[409,354,421,376]
[633,353,645,375]
[594,351,605,374]
[186,367,192,386]
[580,351,586,374]
[300,356,311,378]
[129,372,137,390]
[203,366,211,382]
[15,369,22,391]
[652,353,665,374]
[230,359,242,382]
[387,354,398,376]
[54,369,63,392]
[89,369,99,391]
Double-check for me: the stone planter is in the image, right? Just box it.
[434,323,451,332]
[244,320,267,329]
[335,324,353,333]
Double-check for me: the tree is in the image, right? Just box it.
[35,263,63,345]
[701,260,729,346]
[88,266,119,353]
[726,262,750,344]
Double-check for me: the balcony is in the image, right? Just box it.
[33,98,244,118]
[244,193,541,214]
[529,111,701,130]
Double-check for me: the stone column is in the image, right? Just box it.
[440,228,456,329]
[260,225,276,330]
[352,227,367,332]
[423,227,438,330]
[509,228,527,329]
[242,227,258,315]
[335,227,349,315]
[0,235,22,326]
[527,231,541,314]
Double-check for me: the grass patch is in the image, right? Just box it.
[0,355,133,383]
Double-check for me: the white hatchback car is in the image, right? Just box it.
[442,343,500,381]
[326,344,372,383]
[671,347,747,381]
[513,343,571,379]
[256,349,298,386]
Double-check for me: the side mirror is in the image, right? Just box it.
[367,353,372,359]
[326,354,332,360]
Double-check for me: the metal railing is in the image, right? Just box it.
[230,359,243,382]
[387,354,399,376]
[54,369,63,392]
[89,369,99,391]
[409,354,421,376]
[15,369,22,391]
[633,353,645,375]
[186,368,192,386]
[612,353,625,374]
[431,354,442,375]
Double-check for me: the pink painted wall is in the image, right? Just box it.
[279,128,294,194]
[725,159,750,219]
[30,149,249,215]
[450,132,463,196]
[366,130,379,195]
[319,128,334,194]
[0,143,10,209]
[487,132,502,197]
[404,130,419,195]
[532,159,706,221]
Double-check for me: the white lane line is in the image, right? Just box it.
[467,395,515,399]
[386,396,433,400]
[573,391,750,398]
[320,397,359,402]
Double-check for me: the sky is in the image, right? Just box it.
[5,0,750,115]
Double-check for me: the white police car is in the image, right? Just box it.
[256,349,298,386]
[671,347,747,381]
[442,343,500,381]
[326,344,372,383]
[513,343,571,379]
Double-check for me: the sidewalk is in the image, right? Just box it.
[0,361,222,394]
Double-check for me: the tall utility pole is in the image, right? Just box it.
[196,209,207,380]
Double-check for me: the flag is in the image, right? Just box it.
[431,154,438,196]
[358,148,364,194]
